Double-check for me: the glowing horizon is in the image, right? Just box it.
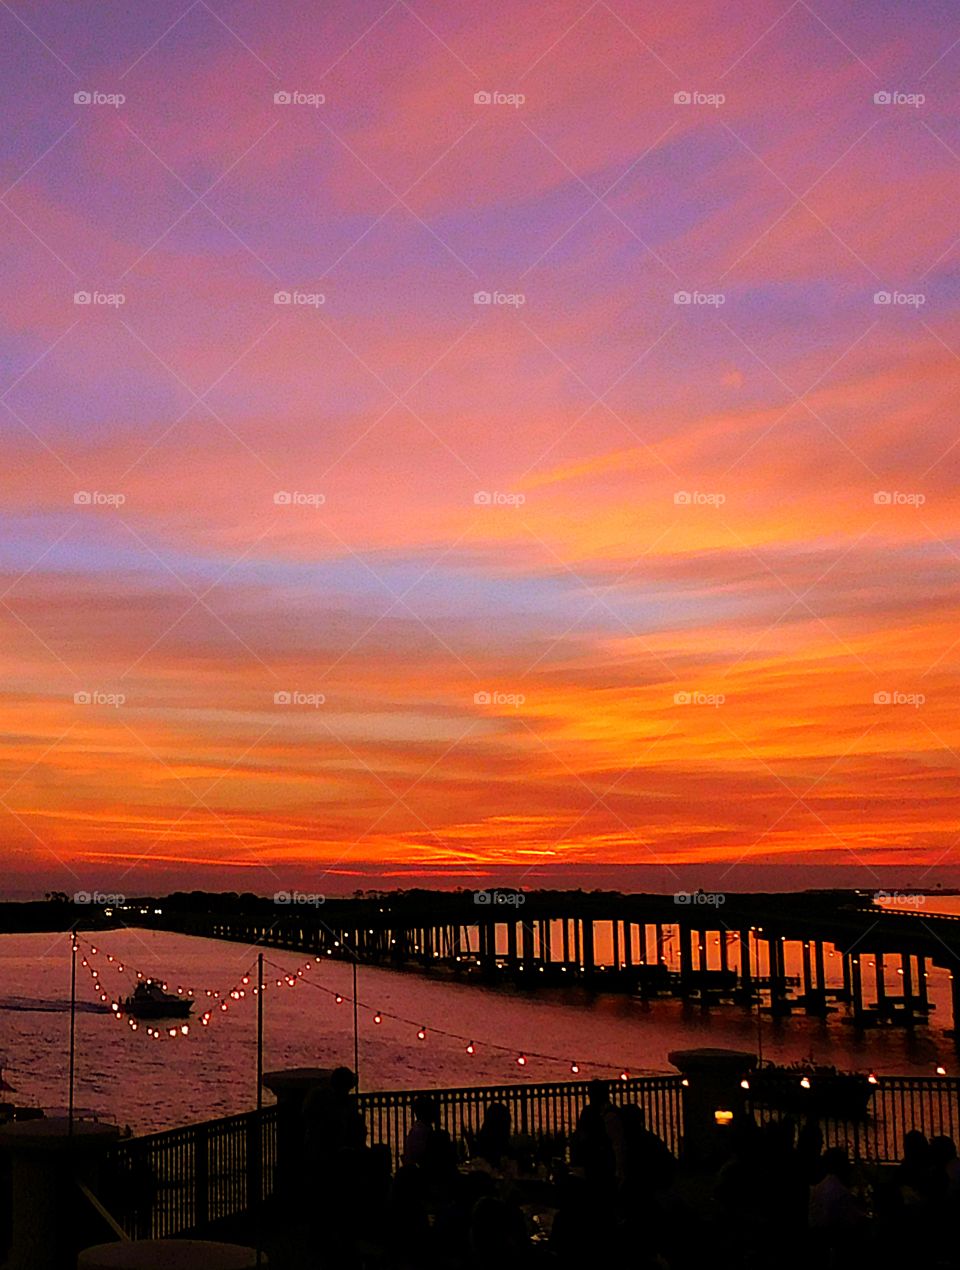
[2,0,960,897]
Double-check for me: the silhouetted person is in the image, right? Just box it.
[303,1066,366,1175]
[474,1102,512,1169]
[469,1194,530,1269]
[619,1102,675,1191]
[402,1095,457,1192]
[809,1145,868,1262]
[573,1079,625,1187]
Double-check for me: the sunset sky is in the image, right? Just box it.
[2,0,960,897]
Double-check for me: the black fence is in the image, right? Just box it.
[101,1072,960,1239]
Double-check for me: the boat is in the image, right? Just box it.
[748,1060,876,1120]
[120,980,193,1019]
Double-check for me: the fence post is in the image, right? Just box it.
[247,1111,262,1215]
[195,1120,209,1230]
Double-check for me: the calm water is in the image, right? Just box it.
[2,901,958,1135]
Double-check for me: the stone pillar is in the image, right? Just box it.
[668,1048,755,1166]
[0,1117,119,1270]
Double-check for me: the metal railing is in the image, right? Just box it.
[750,1074,960,1163]
[102,1074,681,1238]
[102,1072,960,1240]
[361,1074,684,1169]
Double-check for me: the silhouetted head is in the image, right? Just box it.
[903,1130,930,1163]
[483,1102,510,1134]
[930,1135,957,1164]
[822,1147,851,1183]
[331,1066,357,1095]
[587,1078,609,1106]
[413,1095,438,1125]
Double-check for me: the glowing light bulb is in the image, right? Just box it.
[571,1063,579,1074]
[867,1074,878,1084]
[800,1076,811,1089]
[740,1079,750,1090]
[466,1042,475,1055]
[417,1027,426,1040]
[936,1065,947,1076]
[517,1055,526,1066]
[620,1071,629,1081]
[335,994,343,1004]
[181,1025,189,1035]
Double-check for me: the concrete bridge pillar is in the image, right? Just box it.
[901,953,915,1026]
[739,931,752,999]
[851,954,865,1025]
[875,953,886,1014]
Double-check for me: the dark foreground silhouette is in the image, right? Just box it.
[264,1073,960,1270]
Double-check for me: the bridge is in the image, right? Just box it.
[113,889,960,1044]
